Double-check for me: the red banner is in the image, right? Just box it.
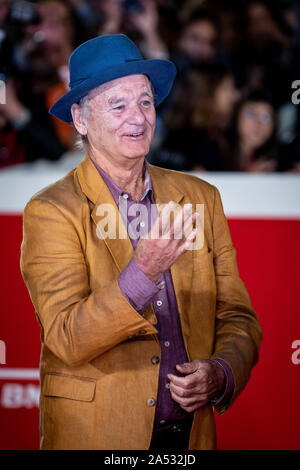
[1,213,300,450]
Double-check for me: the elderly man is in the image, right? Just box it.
[20,34,262,450]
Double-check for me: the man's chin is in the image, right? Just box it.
[122,145,151,159]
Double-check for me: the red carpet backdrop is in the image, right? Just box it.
[0,165,299,450]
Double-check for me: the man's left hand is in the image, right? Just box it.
[168,359,226,413]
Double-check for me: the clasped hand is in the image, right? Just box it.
[168,359,226,412]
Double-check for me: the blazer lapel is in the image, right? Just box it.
[77,154,133,272]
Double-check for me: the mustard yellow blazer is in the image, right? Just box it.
[20,155,262,450]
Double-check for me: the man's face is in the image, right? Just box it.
[81,74,156,164]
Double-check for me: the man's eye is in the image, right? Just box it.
[113,105,125,111]
[141,100,152,107]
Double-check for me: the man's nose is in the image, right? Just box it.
[128,105,146,125]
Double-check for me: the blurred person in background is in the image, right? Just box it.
[214,1,242,58]
[97,0,168,60]
[237,0,294,107]
[0,0,9,26]
[175,8,219,71]
[0,76,65,168]
[0,0,87,168]
[94,0,171,150]
[154,4,222,140]
[20,0,87,149]
[149,63,240,171]
[279,0,300,170]
[230,89,279,172]
[68,0,99,33]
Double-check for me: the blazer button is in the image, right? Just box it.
[151,356,160,365]
[147,397,156,407]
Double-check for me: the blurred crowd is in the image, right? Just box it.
[0,0,300,172]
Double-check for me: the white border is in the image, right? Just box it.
[0,154,300,218]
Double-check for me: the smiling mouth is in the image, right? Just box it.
[124,131,144,138]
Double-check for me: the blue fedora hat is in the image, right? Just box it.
[49,34,177,123]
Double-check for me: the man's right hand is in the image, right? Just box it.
[133,201,199,283]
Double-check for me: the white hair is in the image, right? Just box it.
[73,93,92,151]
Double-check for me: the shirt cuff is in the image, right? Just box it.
[118,258,160,313]
[210,358,235,406]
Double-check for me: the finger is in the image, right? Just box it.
[181,401,208,413]
[151,201,174,239]
[174,225,198,259]
[160,201,181,239]
[169,373,215,398]
[174,229,197,259]
[176,361,200,375]
[169,380,199,398]
[160,201,177,238]
[169,368,215,391]
[184,227,199,251]
[183,211,200,239]
[170,389,207,408]
[168,373,198,389]
[171,205,192,240]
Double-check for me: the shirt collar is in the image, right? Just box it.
[93,158,153,203]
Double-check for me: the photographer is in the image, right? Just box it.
[0,0,87,167]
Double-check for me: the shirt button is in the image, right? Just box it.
[122,193,129,199]
[164,341,170,347]
[156,300,162,307]
[160,420,166,424]
[140,221,145,227]
[151,356,160,365]
[165,383,170,389]
[147,397,156,407]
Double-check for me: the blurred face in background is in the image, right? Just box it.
[38,1,74,52]
[283,5,298,30]
[246,2,285,50]
[179,19,217,63]
[238,101,275,150]
[213,75,240,128]
[0,0,9,26]
[218,8,241,53]
[24,0,74,72]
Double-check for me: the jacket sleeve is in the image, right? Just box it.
[20,198,157,368]
[210,186,263,414]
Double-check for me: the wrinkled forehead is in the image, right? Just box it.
[87,74,153,102]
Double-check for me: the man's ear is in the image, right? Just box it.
[71,103,88,135]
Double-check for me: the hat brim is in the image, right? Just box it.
[49,59,177,123]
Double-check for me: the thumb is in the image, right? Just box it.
[176,360,200,375]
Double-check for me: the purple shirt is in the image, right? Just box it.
[94,160,234,424]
